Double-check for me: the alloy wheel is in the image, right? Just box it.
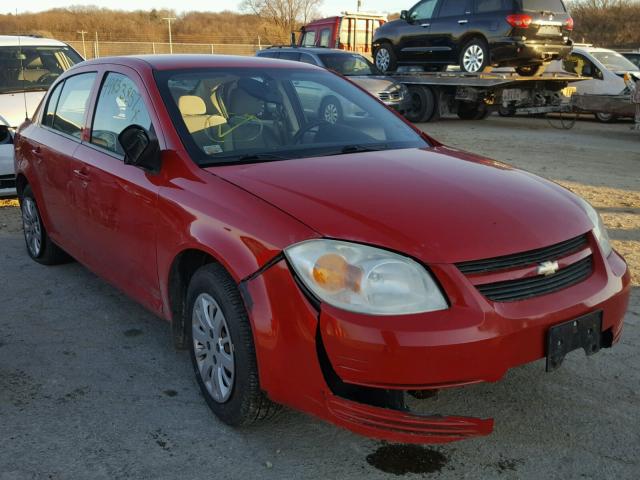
[192,293,235,402]
[375,48,390,72]
[323,103,339,124]
[463,45,484,73]
[22,197,43,257]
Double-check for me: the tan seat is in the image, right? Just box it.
[178,95,225,133]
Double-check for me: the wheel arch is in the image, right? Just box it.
[458,33,489,58]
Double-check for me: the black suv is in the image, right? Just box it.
[373,0,573,76]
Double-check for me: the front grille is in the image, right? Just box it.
[476,256,593,303]
[378,91,401,101]
[456,234,588,275]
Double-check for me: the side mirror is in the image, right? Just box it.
[400,10,408,21]
[118,125,161,173]
[594,68,604,80]
[0,125,12,145]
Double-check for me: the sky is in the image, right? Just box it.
[4,1,397,17]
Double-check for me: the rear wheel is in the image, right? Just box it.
[188,263,280,426]
[374,44,397,73]
[515,64,544,77]
[20,185,71,265]
[460,38,489,73]
[403,86,436,123]
[457,102,490,120]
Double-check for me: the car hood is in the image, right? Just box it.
[210,147,593,264]
[346,76,397,93]
[0,91,45,128]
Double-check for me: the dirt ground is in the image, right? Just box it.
[0,116,638,479]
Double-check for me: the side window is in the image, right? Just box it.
[51,72,96,139]
[319,29,331,47]
[563,53,599,78]
[299,54,318,65]
[301,31,317,46]
[42,81,64,128]
[438,0,471,17]
[91,72,152,155]
[475,0,505,14]
[410,0,439,21]
[279,52,301,61]
[258,51,279,59]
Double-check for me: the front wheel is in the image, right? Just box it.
[20,185,71,265]
[319,97,343,125]
[460,39,489,73]
[595,112,616,123]
[374,44,397,73]
[188,263,279,426]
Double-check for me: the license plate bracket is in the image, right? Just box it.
[546,311,602,372]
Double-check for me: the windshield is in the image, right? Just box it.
[592,51,639,72]
[317,53,379,76]
[0,45,83,94]
[156,67,428,166]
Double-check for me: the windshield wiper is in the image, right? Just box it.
[337,144,388,154]
[201,152,289,166]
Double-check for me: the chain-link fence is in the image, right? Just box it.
[64,41,269,59]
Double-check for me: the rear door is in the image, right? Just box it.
[428,0,474,62]
[23,71,96,255]
[69,67,163,312]
[397,0,441,63]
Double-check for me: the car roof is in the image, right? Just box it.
[0,35,69,47]
[260,47,361,56]
[73,54,321,71]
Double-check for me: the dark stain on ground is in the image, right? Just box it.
[494,457,523,473]
[163,389,178,397]
[123,328,143,337]
[366,444,448,475]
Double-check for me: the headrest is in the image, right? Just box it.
[178,95,206,116]
[237,77,282,104]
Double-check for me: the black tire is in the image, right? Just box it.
[595,112,616,123]
[187,263,280,426]
[459,38,489,73]
[403,86,436,123]
[319,96,343,124]
[374,43,398,73]
[457,102,489,120]
[498,106,517,117]
[515,64,544,77]
[20,185,71,265]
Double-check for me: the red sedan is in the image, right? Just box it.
[14,55,630,443]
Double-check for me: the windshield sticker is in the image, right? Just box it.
[203,144,223,155]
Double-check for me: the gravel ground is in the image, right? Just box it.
[0,116,638,479]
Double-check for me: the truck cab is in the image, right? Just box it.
[298,12,387,55]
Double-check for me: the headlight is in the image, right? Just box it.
[284,239,448,315]
[577,197,612,257]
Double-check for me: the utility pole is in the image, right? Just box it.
[77,30,88,58]
[162,17,176,54]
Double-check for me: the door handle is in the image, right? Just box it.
[73,168,90,181]
[458,19,469,24]
[420,23,430,27]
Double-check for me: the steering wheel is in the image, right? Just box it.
[37,72,60,84]
[292,120,329,144]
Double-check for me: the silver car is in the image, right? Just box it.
[256,47,409,123]
[548,46,640,122]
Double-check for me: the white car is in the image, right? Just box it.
[548,46,640,122]
[0,36,83,196]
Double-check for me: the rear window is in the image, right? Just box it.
[520,0,566,12]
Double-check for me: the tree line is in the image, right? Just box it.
[0,1,638,49]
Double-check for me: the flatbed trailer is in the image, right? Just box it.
[390,71,587,122]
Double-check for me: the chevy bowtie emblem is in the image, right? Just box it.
[537,260,559,276]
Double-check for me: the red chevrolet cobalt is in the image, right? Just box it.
[14,55,630,443]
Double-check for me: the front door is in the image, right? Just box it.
[397,0,441,64]
[70,68,163,313]
[428,0,473,63]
